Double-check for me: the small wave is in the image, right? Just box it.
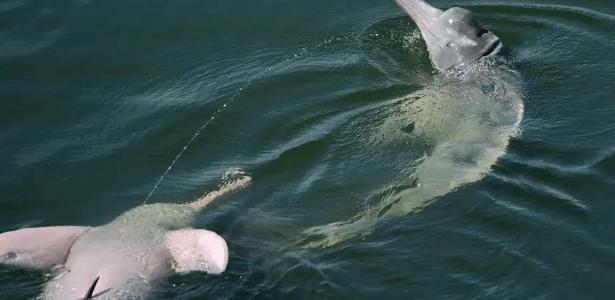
[0,0,25,13]
[0,29,62,58]
[467,3,615,24]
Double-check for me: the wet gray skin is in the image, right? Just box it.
[393,0,506,71]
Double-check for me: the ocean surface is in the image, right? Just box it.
[2,0,615,299]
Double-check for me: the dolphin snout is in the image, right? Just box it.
[393,0,443,46]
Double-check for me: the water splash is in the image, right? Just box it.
[143,92,241,204]
[142,42,338,204]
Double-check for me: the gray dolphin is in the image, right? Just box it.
[393,0,506,71]
[0,173,252,300]
[298,0,524,248]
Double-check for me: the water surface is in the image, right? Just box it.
[1,0,615,299]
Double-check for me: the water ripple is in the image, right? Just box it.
[0,0,24,13]
[0,29,62,58]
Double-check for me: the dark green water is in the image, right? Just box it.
[2,0,615,299]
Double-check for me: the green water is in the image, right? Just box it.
[2,0,615,299]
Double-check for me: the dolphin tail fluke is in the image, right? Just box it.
[0,226,90,270]
[296,139,511,249]
[295,186,431,249]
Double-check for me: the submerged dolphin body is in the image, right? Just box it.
[298,0,524,248]
[0,173,252,300]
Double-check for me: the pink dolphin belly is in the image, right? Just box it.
[42,226,173,300]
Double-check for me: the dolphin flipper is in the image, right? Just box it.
[165,228,228,274]
[0,226,90,270]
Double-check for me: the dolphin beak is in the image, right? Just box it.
[392,0,443,48]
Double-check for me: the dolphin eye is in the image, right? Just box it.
[1,252,17,261]
[477,28,489,37]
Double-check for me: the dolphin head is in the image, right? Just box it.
[165,229,229,275]
[393,0,505,71]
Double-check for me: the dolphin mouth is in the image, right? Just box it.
[392,0,443,47]
[481,38,504,58]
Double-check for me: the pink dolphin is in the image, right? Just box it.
[0,174,252,300]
